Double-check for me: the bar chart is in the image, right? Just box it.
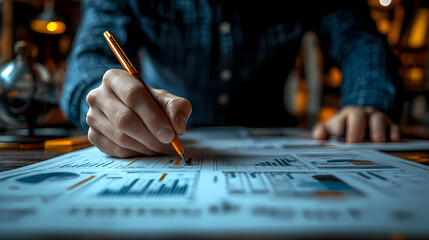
[98,178,188,197]
[78,171,198,199]
[216,156,310,171]
[50,155,202,170]
[225,171,361,197]
[299,153,396,170]
[53,156,156,169]
[351,171,424,195]
[254,158,299,167]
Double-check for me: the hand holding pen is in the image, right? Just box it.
[85,31,192,161]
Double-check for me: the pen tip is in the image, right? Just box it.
[180,153,190,164]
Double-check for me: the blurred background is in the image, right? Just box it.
[0,0,428,138]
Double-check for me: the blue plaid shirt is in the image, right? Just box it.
[61,0,402,133]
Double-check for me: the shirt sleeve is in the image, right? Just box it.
[317,3,403,122]
[60,0,140,133]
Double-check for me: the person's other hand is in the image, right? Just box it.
[86,69,192,158]
[312,105,400,143]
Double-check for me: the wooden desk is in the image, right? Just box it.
[0,131,92,172]
[0,148,64,172]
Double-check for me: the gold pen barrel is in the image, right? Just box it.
[103,31,138,75]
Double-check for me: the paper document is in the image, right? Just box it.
[329,137,429,151]
[0,127,428,238]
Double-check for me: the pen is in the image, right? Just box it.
[103,30,189,164]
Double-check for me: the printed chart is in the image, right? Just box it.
[299,153,396,169]
[224,171,362,197]
[74,171,199,201]
[215,155,310,171]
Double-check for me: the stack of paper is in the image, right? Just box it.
[0,127,428,238]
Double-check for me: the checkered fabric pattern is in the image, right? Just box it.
[61,0,402,133]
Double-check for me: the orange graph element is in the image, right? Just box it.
[126,157,142,166]
[315,192,346,198]
[349,161,375,165]
[67,176,95,190]
[159,173,167,182]
[174,158,182,165]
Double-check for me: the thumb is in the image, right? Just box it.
[150,88,192,135]
[312,122,329,140]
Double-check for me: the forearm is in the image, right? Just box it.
[60,0,136,132]
[318,5,403,122]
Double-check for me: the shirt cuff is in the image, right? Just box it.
[340,88,396,118]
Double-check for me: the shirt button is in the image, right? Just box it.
[219,69,232,82]
[218,21,231,34]
[218,94,230,106]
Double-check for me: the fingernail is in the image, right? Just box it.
[156,127,174,143]
[176,114,188,134]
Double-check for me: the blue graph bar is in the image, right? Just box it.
[98,178,188,197]
[357,172,370,179]
[275,159,285,166]
[286,173,294,179]
[255,158,295,167]
[280,159,290,166]
[368,172,387,180]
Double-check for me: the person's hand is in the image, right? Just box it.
[312,105,400,143]
[86,69,192,158]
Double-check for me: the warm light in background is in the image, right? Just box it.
[30,0,66,35]
[408,9,429,49]
[30,20,66,35]
[296,81,307,116]
[379,0,392,7]
[318,107,338,122]
[326,67,342,88]
[46,22,57,32]
[406,67,424,85]
[377,19,391,35]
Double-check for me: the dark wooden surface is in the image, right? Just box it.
[0,148,65,172]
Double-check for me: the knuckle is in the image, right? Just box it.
[115,131,131,147]
[164,97,178,110]
[114,110,135,131]
[143,110,161,129]
[156,89,168,96]
[86,89,99,106]
[164,97,193,119]
[169,97,192,110]
[87,129,98,145]
[112,146,127,158]
[122,85,144,108]
[86,110,94,126]
[373,111,385,119]
[102,69,118,84]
